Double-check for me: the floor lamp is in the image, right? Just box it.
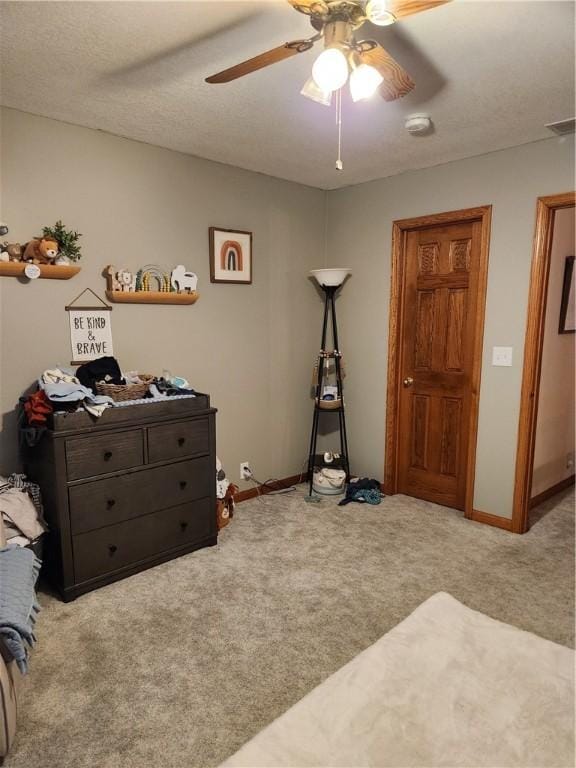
[307,268,351,497]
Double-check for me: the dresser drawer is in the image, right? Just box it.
[65,429,143,481]
[69,456,212,534]
[147,417,210,464]
[73,498,214,583]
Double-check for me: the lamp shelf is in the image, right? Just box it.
[315,399,343,410]
[0,263,81,280]
[106,290,199,305]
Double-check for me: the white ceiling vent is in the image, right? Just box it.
[546,118,576,136]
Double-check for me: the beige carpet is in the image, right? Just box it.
[6,486,574,768]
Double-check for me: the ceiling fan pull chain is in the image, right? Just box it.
[336,88,343,171]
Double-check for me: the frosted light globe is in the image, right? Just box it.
[366,0,396,26]
[350,63,384,101]
[312,48,349,92]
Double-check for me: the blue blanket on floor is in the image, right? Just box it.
[0,545,41,673]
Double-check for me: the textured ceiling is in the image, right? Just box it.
[0,0,574,189]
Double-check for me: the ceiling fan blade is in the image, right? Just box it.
[205,40,315,84]
[286,0,329,16]
[388,1,450,20]
[359,45,415,101]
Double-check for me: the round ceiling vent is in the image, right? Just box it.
[405,114,432,135]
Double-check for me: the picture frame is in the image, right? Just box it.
[209,227,252,284]
[559,255,575,334]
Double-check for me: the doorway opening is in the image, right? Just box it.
[384,206,492,517]
[513,192,575,534]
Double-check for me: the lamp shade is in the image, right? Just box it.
[310,268,351,287]
[301,77,333,106]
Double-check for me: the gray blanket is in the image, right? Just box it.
[0,545,41,673]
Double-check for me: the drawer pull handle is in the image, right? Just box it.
[179,480,187,490]
[109,545,118,555]
[180,521,188,532]
[177,437,186,447]
[103,451,113,462]
[106,499,116,509]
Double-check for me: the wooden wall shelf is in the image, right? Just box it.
[0,262,81,280]
[105,290,199,305]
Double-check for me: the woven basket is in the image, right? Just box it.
[95,374,154,402]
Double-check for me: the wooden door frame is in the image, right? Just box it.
[383,205,492,519]
[511,192,575,534]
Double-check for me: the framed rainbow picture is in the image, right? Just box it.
[209,227,252,284]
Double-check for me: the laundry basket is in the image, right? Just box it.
[312,467,346,496]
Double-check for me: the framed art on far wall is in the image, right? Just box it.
[559,255,575,333]
[209,227,252,284]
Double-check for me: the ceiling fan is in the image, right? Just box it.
[206,0,449,104]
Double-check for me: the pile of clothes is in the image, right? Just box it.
[338,477,383,506]
[41,367,112,417]
[74,357,196,398]
[0,474,46,550]
[19,356,197,445]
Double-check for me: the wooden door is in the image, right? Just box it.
[396,219,484,510]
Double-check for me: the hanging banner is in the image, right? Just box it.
[65,288,113,365]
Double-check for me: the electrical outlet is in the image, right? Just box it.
[240,462,252,481]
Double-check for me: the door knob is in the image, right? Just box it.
[403,376,414,387]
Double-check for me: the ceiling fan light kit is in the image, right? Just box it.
[205,0,449,168]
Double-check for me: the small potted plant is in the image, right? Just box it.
[42,220,82,265]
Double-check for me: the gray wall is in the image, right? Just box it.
[0,107,327,484]
[325,136,575,518]
[1,107,574,519]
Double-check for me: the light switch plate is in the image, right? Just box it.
[492,346,513,366]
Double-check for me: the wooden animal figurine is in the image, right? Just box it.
[171,265,198,293]
[117,268,136,292]
[104,264,122,291]
[22,237,59,264]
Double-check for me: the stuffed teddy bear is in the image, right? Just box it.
[22,237,59,264]
[216,483,238,530]
[0,242,23,262]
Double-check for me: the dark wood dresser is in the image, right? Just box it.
[24,395,217,601]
